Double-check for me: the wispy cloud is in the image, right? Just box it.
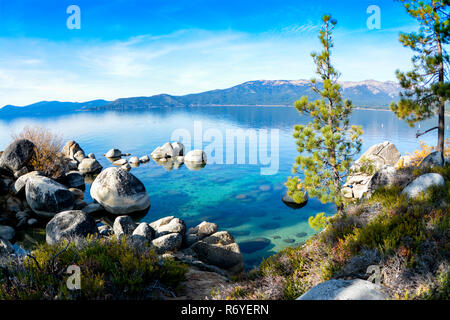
[0,26,412,107]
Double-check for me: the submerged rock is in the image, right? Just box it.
[25,175,75,218]
[46,210,98,245]
[90,167,150,215]
[239,238,271,254]
[297,279,386,300]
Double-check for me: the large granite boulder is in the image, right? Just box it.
[62,141,85,162]
[402,173,445,199]
[90,167,150,215]
[132,222,153,242]
[343,142,401,199]
[78,158,102,175]
[46,210,98,245]
[190,231,244,275]
[419,151,444,168]
[0,139,35,173]
[25,176,75,218]
[297,279,386,300]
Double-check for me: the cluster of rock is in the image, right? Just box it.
[343,141,446,200]
[105,148,149,171]
[151,142,207,171]
[0,139,151,256]
[45,212,244,277]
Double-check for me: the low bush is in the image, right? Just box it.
[0,236,188,300]
[12,126,69,178]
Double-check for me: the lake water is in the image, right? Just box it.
[0,106,448,268]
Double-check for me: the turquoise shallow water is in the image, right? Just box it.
[0,106,448,268]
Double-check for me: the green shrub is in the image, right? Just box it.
[0,236,188,300]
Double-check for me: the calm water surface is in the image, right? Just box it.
[1,106,448,268]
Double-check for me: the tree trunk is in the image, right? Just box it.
[435,4,445,155]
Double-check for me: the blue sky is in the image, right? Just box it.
[0,0,418,106]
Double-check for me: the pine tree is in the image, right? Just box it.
[286,15,363,214]
[390,0,449,154]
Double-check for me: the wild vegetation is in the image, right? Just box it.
[0,236,188,300]
[213,162,449,300]
[12,126,69,178]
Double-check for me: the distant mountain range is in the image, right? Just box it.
[0,79,404,117]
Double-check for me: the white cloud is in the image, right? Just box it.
[0,28,412,107]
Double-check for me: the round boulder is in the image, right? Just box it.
[402,173,445,199]
[46,210,98,245]
[0,139,35,173]
[90,167,150,215]
[105,148,122,158]
[297,279,386,300]
[25,176,75,218]
[78,158,103,175]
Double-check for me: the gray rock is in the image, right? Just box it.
[46,210,98,245]
[365,165,397,197]
[0,225,15,241]
[402,173,445,199]
[121,163,131,171]
[27,218,38,226]
[132,222,153,241]
[190,231,244,275]
[73,150,86,163]
[0,139,35,172]
[78,158,102,175]
[0,238,14,257]
[12,171,43,195]
[25,175,75,218]
[419,151,444,168]
[129,156,140,164]
[172,142,185,157]
[63,171,85,190]
[14,166,28,178]
[105,148,122,158]
[297,279,386,300]
[69,188,84,200]
[113,159,127,166]
[113,215,136,237]
[88,153,96,159]
[151,233,182,253]
[62,141,85,161]
[73,199,87,210]
[68,160,79,170]
[343,142,401,199]
[185,221,218,247]
[184,150,207,163]
[0,177,13,196]
[81,203,104,215]
[139,155,150,163]
[90,167,150,215]
[154,218,185,238]
[149,216,175,230]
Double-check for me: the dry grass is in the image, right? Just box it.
[12,126,69,178]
